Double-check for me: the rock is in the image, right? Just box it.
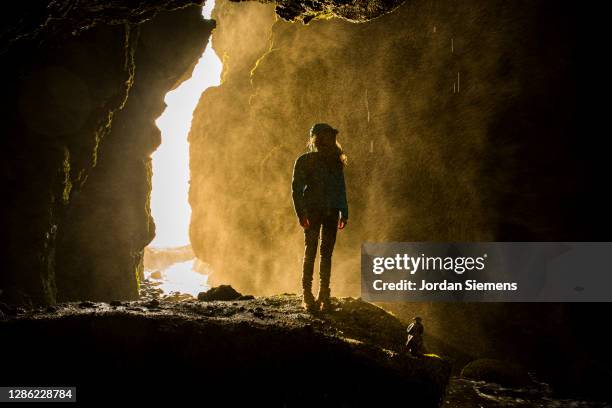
[150,271,162,280]
[252,306,265,319]
[163,293,193,302]
[461,358,532,388]
[0,304,20,316]
[270,0,405,23]
[109,300,122,307]
[145,299,160,308]
[197,285,243,302]
[237,295,255,301]
[78,301,96,309]
[1,295,450,405]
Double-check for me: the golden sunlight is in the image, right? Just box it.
[149,3,221,249]
[145,2,221,296]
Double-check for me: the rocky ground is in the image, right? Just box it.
[0,284,450,406]
[444,378,611,408]
[2,281,609,406]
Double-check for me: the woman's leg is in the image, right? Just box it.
[317,209,338,309]
[302,211,322,308]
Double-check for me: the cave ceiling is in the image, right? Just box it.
[2,0,405,54]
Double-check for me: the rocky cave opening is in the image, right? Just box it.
[143,0,221,298]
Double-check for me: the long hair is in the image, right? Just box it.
[308,131,348,167]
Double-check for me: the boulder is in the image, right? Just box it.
[461,358,532,388]
[197,285,243,301]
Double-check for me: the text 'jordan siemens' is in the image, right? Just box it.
[370,254,518,292]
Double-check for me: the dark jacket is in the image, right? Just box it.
[292,151,348,220]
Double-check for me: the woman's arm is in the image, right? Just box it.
[339,169,348,222]
[291,155,307,221]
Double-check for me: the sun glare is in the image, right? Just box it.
[144,1,220,296]
[202,0,215,19]
[149,3,221,249]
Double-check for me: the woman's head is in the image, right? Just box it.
[309,123,347,166]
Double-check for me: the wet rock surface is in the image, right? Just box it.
[251,0,406,23]
[444,377,609,408]
[461,358,532,388]
[0,294,449,405]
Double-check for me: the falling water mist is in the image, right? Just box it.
[144,1,222,297]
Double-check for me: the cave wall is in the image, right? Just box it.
[189,0,579,296]
[246,0,406,23]
[189,0,280,294]
[0,1,211,304]
[55,8,214,302]
[0,0,405,305]
[1,20,135,305]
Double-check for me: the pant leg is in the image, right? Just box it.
[318,209,339,301]
[302,212,322,296]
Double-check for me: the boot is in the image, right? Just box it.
[317,286,332,313]
[319,297,333,313]
[302,291,318,313]
[318,255,333,313]
[302,251,316,312]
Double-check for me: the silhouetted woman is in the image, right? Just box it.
[291,123,348,313]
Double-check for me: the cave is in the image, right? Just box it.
[1,0,610,405]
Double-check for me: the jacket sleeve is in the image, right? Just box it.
[339,168,348,220]
[291,156,307,220]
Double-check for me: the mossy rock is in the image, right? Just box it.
[461,358,532,387]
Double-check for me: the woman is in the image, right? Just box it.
[291,123,348,313]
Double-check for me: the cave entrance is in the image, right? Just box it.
[143,1,222,298]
